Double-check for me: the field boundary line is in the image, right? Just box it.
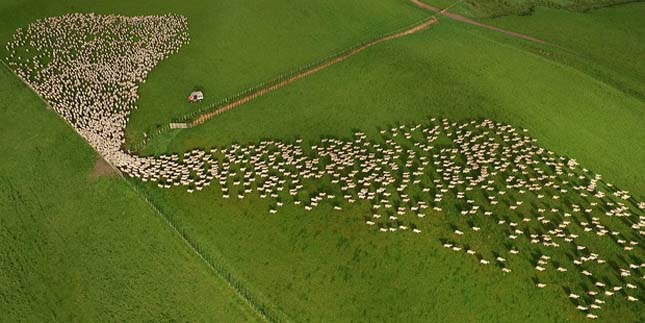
[411,0,548,44]
[124,181,290,323]
[411,0,578,53]
[1,59,284,323]
[129,0,576,152]
[188,16,438,127]
[128,15,440,152]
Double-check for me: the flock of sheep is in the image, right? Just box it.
[5,13,643,319]
[5,13,189,174]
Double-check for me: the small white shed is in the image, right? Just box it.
[188,91,204,102]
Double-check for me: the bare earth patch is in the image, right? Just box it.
[91,155,119,178]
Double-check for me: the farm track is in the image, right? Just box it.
[0,53,276,323]
[410,0,548,45]
[190,16,439,126]
[188,0,553,127]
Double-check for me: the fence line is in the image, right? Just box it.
[1,58,286,323]
[125,181,291,323]
[129,15,438,152]
[189,17,437,125]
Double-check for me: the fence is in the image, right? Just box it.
[169,122,190,129]
[125,180,291,323]
[129,15,437,152]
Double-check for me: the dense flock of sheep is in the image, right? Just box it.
[5,13,643,319]
[5,13,189,173]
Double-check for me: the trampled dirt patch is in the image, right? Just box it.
[91,155,119,178]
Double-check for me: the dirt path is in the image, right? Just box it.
[191,17,438,126]
[190,0,550,127]
[410,0,548,45]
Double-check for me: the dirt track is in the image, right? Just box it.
[190,0,549,126]
[410,0,547,44]
[191,16,438,126]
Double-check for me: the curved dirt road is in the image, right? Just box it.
[190,0,550,127]
[191,16,438,126]
[410,0,547,44]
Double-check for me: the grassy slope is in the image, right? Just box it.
[149,13,645,197]
[139,184,601,322]
[0,66,258,322]
[129,0,427,147]
[0,0,428,148]
[445,1,645,100]
[136,12,644,323]
[459,0,639,17]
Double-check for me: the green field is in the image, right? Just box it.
[0,0,429,148]
[435,0,645,99]
[1,0,643,322]
[146,7,645,197]
[457,0,638,17]
[0,66,259,321]
[134,6,644,321]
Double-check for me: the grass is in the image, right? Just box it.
[475,2,645,100]
[146,14,645,198]
[1,1,643,322]
[0,0,428,149]
[137,183,591,322]
[456,0,639,17]
[426,0,645,101]
[0,65,258,321]
[129,0,430,148]
[134,7,644,322]
[135,118,643,322]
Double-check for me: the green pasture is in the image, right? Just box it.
[138,183,594,322]
[147,13,645,197]
[135,4,644,322]
[0,0,643,322]
[135,118,644,321]
[0,0,429,148]
[454,0,638,17]
[0,66,258,322]
[420,0,645,96]
[465,1,645,99]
